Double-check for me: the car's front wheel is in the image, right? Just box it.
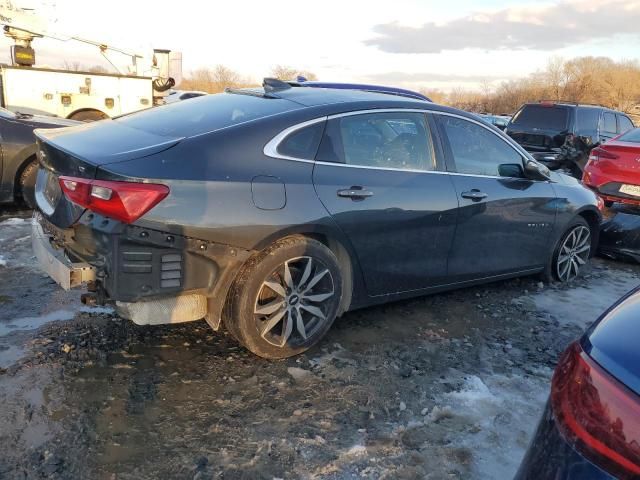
[547,217,592,282]
[224,236,343,359]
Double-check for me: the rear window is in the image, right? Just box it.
[510,105,569,130]
[116,92,299,137]
[618,128,640,143]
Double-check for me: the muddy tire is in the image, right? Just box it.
[19,160,38,209]
[542,217,592,283]
[69,110,108,122]
[224,236,342,359]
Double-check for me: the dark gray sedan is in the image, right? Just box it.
[32,80,602,358]
[0,107,77,208]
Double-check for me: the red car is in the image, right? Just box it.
[583,127,640,206]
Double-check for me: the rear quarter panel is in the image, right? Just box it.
[549,174,601,246]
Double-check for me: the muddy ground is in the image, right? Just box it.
[1,207,639,480]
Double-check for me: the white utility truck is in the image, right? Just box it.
[0,1,181,120]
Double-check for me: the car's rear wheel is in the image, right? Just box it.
[224,236,342,359]
[546,217,592,282]
[19,159,38,209]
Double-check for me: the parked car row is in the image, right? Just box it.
[2,79,636,477]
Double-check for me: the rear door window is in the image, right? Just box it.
[576,108,601,132]
[510,105,569,130]
[439,115,522,176]
[318,112,435,171]
[618,115,634,133]
[601,112,617,134]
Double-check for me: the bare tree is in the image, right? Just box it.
[63,60,84,72]
[270,65,318,81]
[179,65,255,93]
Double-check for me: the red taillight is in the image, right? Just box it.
[551,342,640,479]
[589,147,620,163]
[58,176,169,224]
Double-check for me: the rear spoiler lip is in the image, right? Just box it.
[34,127,184,167]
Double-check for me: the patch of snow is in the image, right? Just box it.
[525,270,640,328]
[438,372,552,480]
[0,217,30,226]
[0,255,6,266]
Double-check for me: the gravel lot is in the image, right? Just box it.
[1,207,639,479]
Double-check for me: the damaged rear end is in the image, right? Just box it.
[32,120,247,328]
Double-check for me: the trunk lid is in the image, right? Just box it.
[585,288,640,397]
[34,121,182,228]
[596,141,640,177]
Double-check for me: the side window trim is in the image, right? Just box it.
[264,116,328,162]
[264,108,532,175]
[432,111,530,177]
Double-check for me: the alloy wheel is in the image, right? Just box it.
[556,225,591,282]
[254,256,335,348]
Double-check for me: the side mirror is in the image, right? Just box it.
[498,163,525,178]
[524,159,551,181]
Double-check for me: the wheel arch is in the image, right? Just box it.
[251,225,359,315]
[12,150,38,200]
[576,207,601,253]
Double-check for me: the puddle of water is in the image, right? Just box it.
[0,306,114,337]
[0,344,26,368]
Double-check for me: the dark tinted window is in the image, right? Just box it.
[510,105,569,130]
[577,107,601,131]
[618,128,640,143]
[441,116,522,176]
[618,115,634,133]
[277,122,324,159]
[601,112,617,134]
[329,112,433,171]
[117,92,298,137]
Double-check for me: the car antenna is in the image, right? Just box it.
[263,77,291,93]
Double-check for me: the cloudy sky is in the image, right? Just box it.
[1,0,639,90]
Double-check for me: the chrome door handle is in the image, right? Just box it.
[337,186,374,200]
[461,190,488,201]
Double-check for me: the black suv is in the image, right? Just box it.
[505,102,635,166]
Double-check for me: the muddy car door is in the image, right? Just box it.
[434,113,556,282]
[312,110,459,296]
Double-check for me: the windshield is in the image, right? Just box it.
[619,128,640,144]
[510,105,569,131]
[116,91,299,137]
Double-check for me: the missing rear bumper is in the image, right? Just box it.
[32,214,96,290]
